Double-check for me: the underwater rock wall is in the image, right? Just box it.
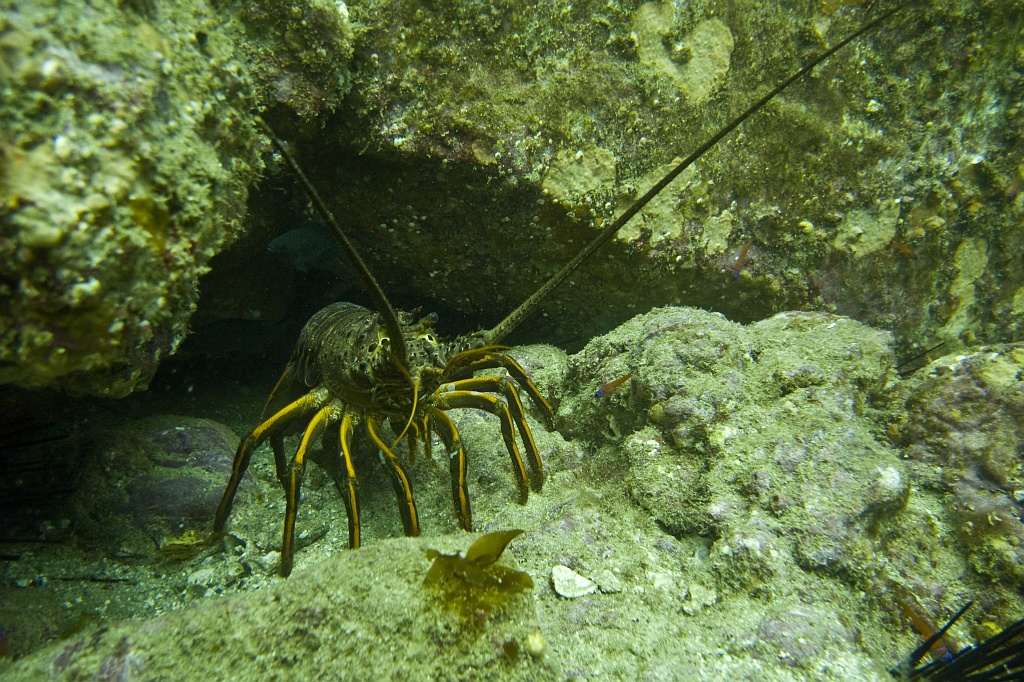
[232,0,355,124]
[4,0,1019,396]
[256,0,1023,359]
[0,0,353,396]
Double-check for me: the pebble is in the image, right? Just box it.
[682,584,718,615]
[526,629,546,659]
[256,551,281,573]
[551,564,597,598]
[592,568,623,593]
[186,567,217,588]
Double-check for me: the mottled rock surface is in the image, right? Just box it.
[896,346,1024,586]
[1,539,547,682]
[68,415,240,555]
[560,308,906,584]
[0,0,353,396]
[235,0,354,123]
[0,1,254,395]
[243,0,1024,363]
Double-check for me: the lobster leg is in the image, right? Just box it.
[329,414,361,550]
[427,407,471,531]
[396,414,431,465]
[214,388,331,535]
[444,348,555,428]
[436,388,530,504]
[260,360,296,419]
[366,417,420,538]
[444,375,544,491]
[281,405,338,576]
[418,415,433,461]
[269,434,289,489]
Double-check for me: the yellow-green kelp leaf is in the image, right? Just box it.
[156,529,211,560]
[424,529,534,619]
[464,528,525,567]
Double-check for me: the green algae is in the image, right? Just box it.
[424,529,535,619]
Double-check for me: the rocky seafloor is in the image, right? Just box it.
[1,307,1022,680]
[1,0,1023,679]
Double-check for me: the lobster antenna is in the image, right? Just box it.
[254,116,409,366]
[483,7,898,346]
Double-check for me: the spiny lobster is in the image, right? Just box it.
[214,9,895,576]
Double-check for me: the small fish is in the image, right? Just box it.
[268,221,351,277]
[731,239,753,278]
[891,239,918,260]
[897,598,958,663]
[595,372,632,398]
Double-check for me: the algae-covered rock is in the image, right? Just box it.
[0,0,354,397]
[0,539,549,682]
[757,601,855,668]
[560,307,906,585]
[0,0,262,395]
[253,0,1024,362]
[897,346,1024,586]
[546,306,1023,664]
[67,415,240,556]
[234,0,354,123]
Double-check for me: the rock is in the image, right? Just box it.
[757,602,855,667]
[255,551,282,575]
[551,565,597,599]
[0,541,545,681]
[562,308,906,577]
[234,0,353,122]
[0,0,266,395]
[681,584,717,616]
[69,415,239,556]
[592,569,623,594]
[525,630,547,660]
[247,0,1023,360]
[897,346,1024,586]
[0,0,355,396]
[186,568,218,590]
[864,465,910,515]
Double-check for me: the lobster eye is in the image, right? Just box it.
[425,334,435,343]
